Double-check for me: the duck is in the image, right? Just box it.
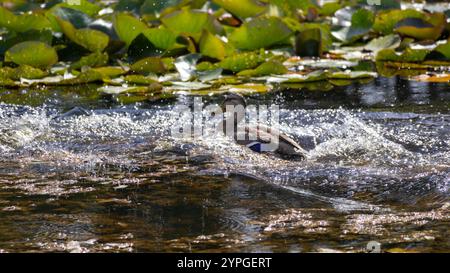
[219,93,308,160]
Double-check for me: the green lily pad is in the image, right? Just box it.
[237,60,287,77]
[131,57,168,74]
[364,34,401,53]
[56,0,101,17]
[70,52,109,70]
[267,71,328,83]
[5,41,58,69]
[212,0,267,19]
[228,17,293,50]
[124,75,158,85]
[113,13,148,47]
[161,9,219,36]
[376,47,429,62]
[99,85,150,95]
[218,50,271,73]
[332,9,374,42]
[394,16,444,41]
[142,27,178,50]
[373,9,425,35]
[56,18,110,52]
[0,7,52,33]
[199,30,227,60]
[14,65,49,80]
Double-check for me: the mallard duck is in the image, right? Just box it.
[220,93,307,160]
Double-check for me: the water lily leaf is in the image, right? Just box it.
[364,34,401,53]
[124,75,158,85]
[113,13,148,47]
[228,17,293,50]
[198,68,223,82]
[92,66,127,78]
[131,57,168,74]
[373,0,401,10]
[212,0,267,19]
[56,18,110,52]
[5,41,58,69]
[70,52,109,70]
[373,9,425,35]
[142,27,178,50]
[295,28,322,57]
[376,48,429,62]
[199,30,226,60]
[329,71,377,79]
[174,53,202,81]
[0,7,52,32]
[332,9,374,42]
[395,17,444,41]
[218,51,271,73]
[161,9,218,36]
[267,71,328,83]
[99,85,150,95]
[428,40,450,60]
[48,6,92,31]
[56,0,101,17]
[13,65,48,80]
[237,60,287,77]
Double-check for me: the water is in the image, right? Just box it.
[0,77,448,253]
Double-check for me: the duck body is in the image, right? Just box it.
[221,93,308,160]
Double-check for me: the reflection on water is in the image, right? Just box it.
[0,77,449,253]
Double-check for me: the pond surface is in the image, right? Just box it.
[0,76,449,253]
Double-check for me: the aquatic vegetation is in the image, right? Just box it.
[1,0,450,100]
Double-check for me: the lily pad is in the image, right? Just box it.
[373,9,425,35]
[228,17,293,50]
[218,51,271,73]
[332,9,374,43]
[376,48,429,62]
[57,18,110,52]
[5,41,58,69]
[131,57,168,74]
[0,7,52,33]
[394,17,444,41]
[113,13,148,47]
[295,28,322,57]
[161,9,219,36]
[364,34,402,53]
[199,30,227,60]
[212,0,267,19]
[237,60,287,77]
[143,27,178,50]
[70,52,109,70]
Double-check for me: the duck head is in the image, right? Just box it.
[221,92,247,125]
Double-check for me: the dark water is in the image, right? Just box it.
[0,76,448,253]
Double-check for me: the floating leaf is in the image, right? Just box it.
[131,57,167,74]
[218,51,271,73]
[212,0,267,19]
[161,9,218,35]
[364,34,401,53]
[228,17,293,50]
[376,48,429,62]
[237,60,287,77]
[124,75,158,85]
[56,0,101,17]
[99,85,150,95]
[57,18,110,52]
[14,65,49,80]
[267,71,328,83]
[70,52,109,70]
[394,16,444,41]
[199,30,226,60]
[373,9,425,35]
[5,41,58,69]
[332,9,374,42]
[113,13,148,47]
[143,27,178,50]
[0,7,52,32]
